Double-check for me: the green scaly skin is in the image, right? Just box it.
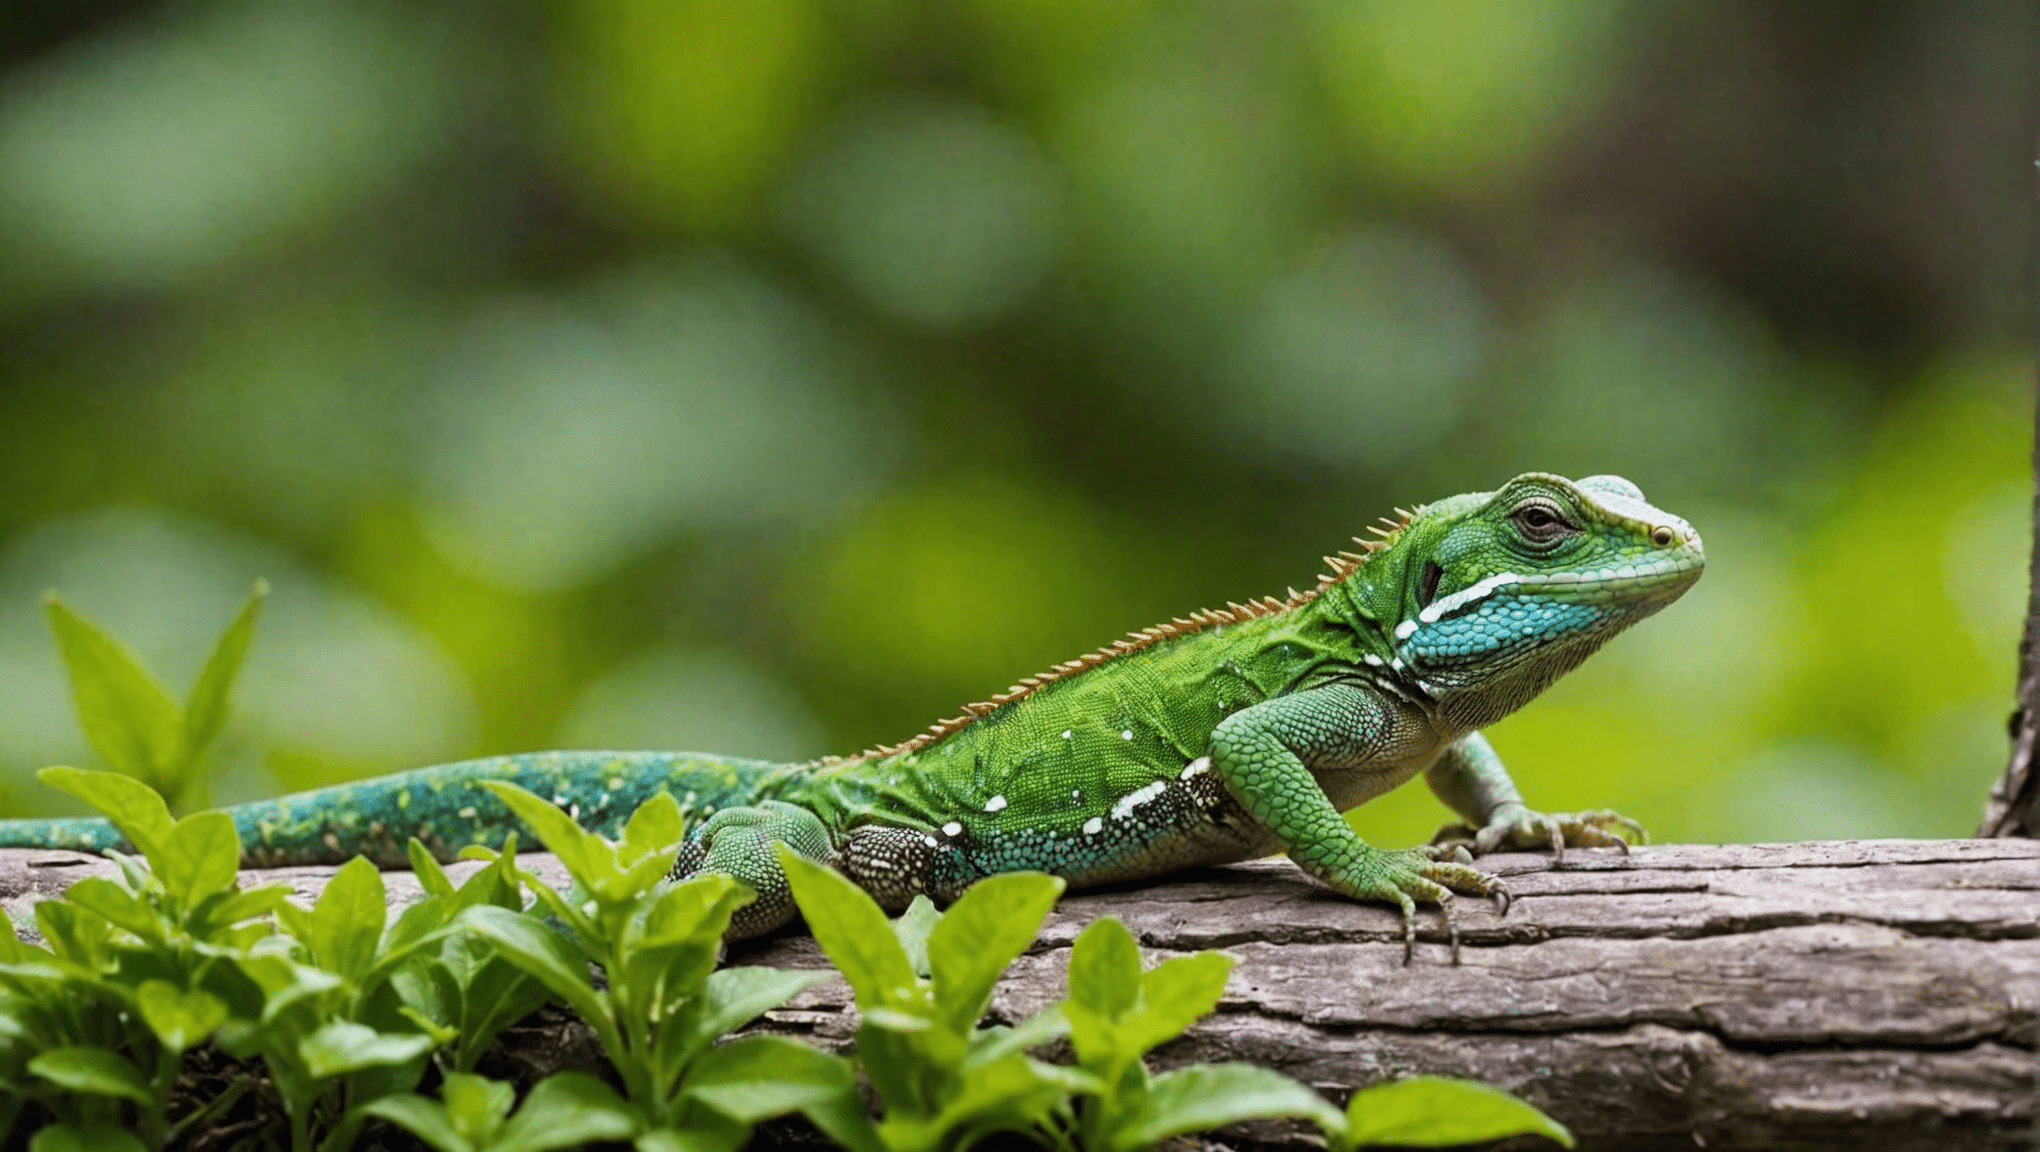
[0,473,1702,961]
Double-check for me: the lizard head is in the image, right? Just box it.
[1366,473,1704,731]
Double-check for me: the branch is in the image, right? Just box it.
[0,840,2032,1150]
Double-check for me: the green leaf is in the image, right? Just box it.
[492,1071,640,1152]
[377,895,453,965]
[441,1071,515,1145]
[362,1095,472,1152]
[776,845,920,1014]
[966,1005,1069,1067]
[61,876,163,941]
[239,953,345,1022]
[892,895,940,977]
[1120,951,1235,1054]
[1340,1076,1574,1150]
[684,1035,855,1122]
[798,1087,887,1152]
[636,1117,749,1152]
[136,979,227,1054]
[895,1052,1067,1151]
[592,843,681,906]
[479,781,599,883]
[927,871,1063,1030]
[37,767,173,861]
[1068,916,1141,1017]
[305,856,386,978]
[196,883,294,933]
[0,911,40,964]
[156,811,241,903]
[28,1046,154,1105]
[697,966,828,1042]
[44,594,183,792]
[1123,1063,1344,1152]
[409,838,455,898]
[177,580,265,771]
[30,1122,148,1152]
[397,1007,461,1049]
[34,900,113,968]
[299,1020,436,1078]
[638,873,749,951]
[621,790,685,850]
[458,905,612,1041]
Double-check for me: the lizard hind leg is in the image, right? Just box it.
[670,800,837,939]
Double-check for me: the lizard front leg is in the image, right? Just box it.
[1423,731,1644,863]
[1209,685,1503,964]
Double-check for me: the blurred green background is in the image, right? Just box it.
[0,1,2030,844]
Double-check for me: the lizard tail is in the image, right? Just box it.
[0,750,787,869]
[0,814,126,855]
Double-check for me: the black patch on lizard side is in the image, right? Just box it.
[1417,560,1443,610]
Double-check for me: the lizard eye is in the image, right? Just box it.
[1508,500,1575,546]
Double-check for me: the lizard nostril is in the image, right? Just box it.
[1651,526,1676,548]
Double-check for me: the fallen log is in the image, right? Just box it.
[0,839,2032,1151]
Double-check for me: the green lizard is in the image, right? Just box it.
[0,472,1701,959]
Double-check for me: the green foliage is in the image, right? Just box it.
[778,860,1572,1152]
[1336,1076,1573,1150]
[780,847,1078,1152]
[1061,917,1342,1151]
[2,588,1575,1151]
[365,1071,637,1152]
[42,582,266,812]
[446,781,841,1152]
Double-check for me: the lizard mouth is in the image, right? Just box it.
[1410,535,1705,630]
[1511,536,1705,610]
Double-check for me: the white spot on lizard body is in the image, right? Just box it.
[1082,817,1104,835]
[1121,729,1134,740]
[1179,757,1211,780]
[1110,781,1167,820]
[942,821,963,837]
[984,795,1007,813]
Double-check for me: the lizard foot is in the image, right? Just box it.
[1430,805,1646,865]
[1316,847,1509,966]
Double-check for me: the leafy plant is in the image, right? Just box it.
[0,766,293,1149]
[416,780,850,1152]
[388,839,554,1074]
[44,582,265,812]
[1058,915,1341,1151]
[364,1070,636,1152]
[778,847,1082,1152]
[780,855,1572,1152]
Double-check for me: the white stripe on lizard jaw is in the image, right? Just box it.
[1417,571,1525,624]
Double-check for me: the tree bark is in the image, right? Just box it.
[1980,150,2040,838]
[0,840,2032,1151]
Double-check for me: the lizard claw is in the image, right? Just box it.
[1439,806,1647,865]
[1324,847,1504,966]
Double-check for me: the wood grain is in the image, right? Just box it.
[1,839,2032,1150]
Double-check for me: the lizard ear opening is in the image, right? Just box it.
[1417,560,1443,610]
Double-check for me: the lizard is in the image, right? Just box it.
[0,472,1702,960]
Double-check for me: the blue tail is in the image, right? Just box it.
[0,750,788,868]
